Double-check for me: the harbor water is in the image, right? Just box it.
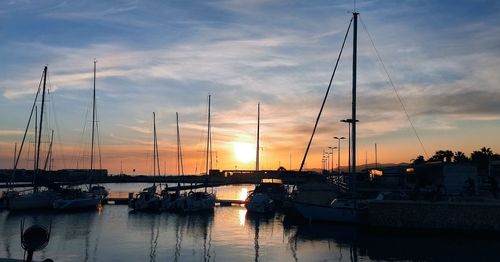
[1,184,500,261]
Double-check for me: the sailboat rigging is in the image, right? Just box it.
[53,61,106,211]
[7,66,60,211]
[128,112,162,212]
[293,12,367,223]
[177,95,216,212]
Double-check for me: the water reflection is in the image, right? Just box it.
[2,184,500,261]
[246,212,274,262]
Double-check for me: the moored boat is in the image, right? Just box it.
[245,192,275,213]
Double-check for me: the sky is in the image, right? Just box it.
[1,0,500,175]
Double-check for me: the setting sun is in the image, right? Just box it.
[233,142,254,163]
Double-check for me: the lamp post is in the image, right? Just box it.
[333,136,346,175]
[325,152,333,172]
[328,146,337,174]
[340,119,359,175]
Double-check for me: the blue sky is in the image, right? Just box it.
[1,0,500,174]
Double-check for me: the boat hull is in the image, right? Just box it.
[8,191,58,211]
[53,196,101,211]
[294,201,361,224]
[245,193,275,213]
[178,192,215,212]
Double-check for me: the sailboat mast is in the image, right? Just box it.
[153,112,157,185]
[176,112,183,176]
[351,12,359,194]
[91,60,96,172]
[205,95,212,192]
[256,103,260,171]
[206,95,211,175]
[34,66,48,191]
[34,106,37,173]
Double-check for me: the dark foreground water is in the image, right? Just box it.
[2,184,500,261]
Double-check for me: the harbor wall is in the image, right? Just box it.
[367,200,500,232]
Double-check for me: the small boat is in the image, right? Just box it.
[292,12,371,224]
[245,192,275,213]
[177,95,216,212]
[53,61,105,211]
[129,185,161,212]
[90,185,109,198]
[129,112,162,212]
[8,66,61,211]
[178,191,215,212]
[253,179,288,206]
[160,113,183,212]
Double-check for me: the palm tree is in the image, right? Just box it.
[453,151,470,163]
[428,150,454,163]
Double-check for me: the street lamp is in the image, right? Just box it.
[333,136,346,175]
[325,151,333,172]
[328,146,337,174]
[340,119,359,174]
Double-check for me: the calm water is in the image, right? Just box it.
[1,184,500,261]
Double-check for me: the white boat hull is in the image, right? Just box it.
[294,201,361,224]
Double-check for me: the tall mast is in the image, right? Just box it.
[256,103,260,171]
[89,60,97,189]
[205,95,212,192]
[13,143,17,171]
[153,112,157,185]
[34,66,48,191]
[206,95,211,175]
[176,112,184,176]
[351,12,359,195]
[34,106,37,173]
[91,60,96,172]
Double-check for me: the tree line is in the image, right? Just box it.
[412,147,500,174]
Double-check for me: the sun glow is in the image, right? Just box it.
[233,142,254,163]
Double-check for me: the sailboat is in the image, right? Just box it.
[177,95,216,212]
[246,103,283,213]
[160,112,183,211]
[53,60,104,211]
[8,66,60,211]
[293,12,367,223]
[128,112,162,212]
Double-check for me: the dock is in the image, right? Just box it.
[103,192,246,206]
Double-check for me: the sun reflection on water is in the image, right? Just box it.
[239,187,249,200]
[238,209,247,226]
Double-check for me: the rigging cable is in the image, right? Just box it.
[359,16,429,158]
[299,17,353,172]
[46,70,68,168]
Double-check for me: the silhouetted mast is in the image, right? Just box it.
[89,60,97,190]
[256,103,260,171]
[205,95,212,192]
[34,66,48,192]
[176,112,184,176]
[351,12,359,195]
[153,112,157,186]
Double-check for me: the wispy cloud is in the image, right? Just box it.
[1,0,500,172]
